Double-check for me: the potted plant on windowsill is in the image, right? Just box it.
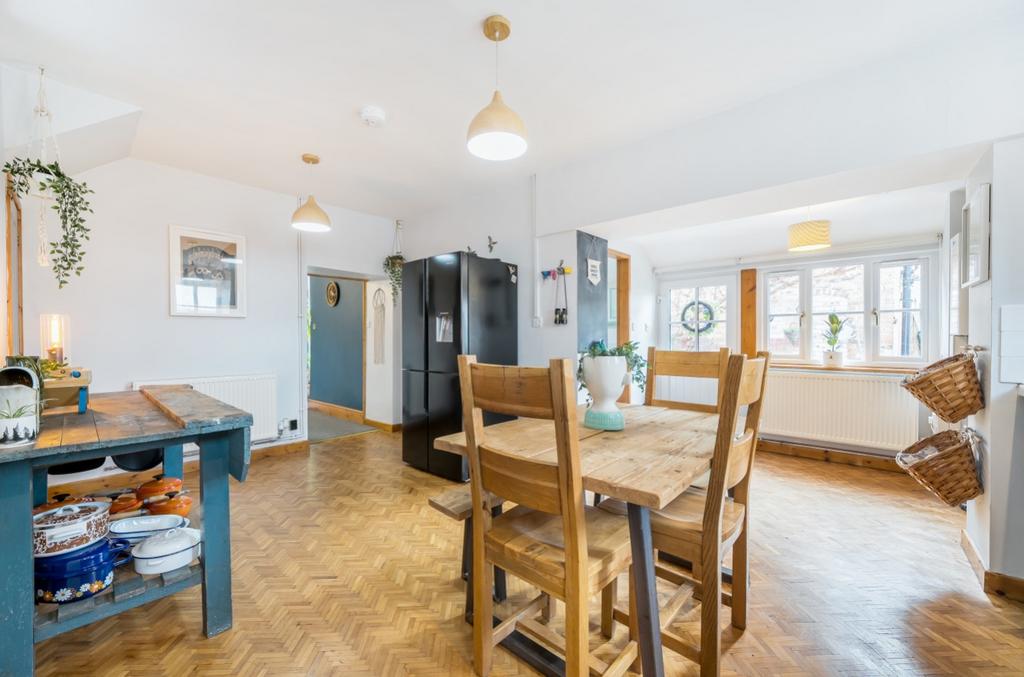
[577,340,647,431]
[822,312,847,369]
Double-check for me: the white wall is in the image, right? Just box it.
[965,138,1024,578]
[20,157,396,448]
[364,280,401,425]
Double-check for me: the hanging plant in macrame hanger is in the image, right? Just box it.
[383,219,404,305]
[2,68,93,289]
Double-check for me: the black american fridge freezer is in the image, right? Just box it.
[401,252,518,481]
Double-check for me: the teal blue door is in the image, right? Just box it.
[309,276,364,411]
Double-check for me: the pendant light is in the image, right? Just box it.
[467,15,528,161]
[291,153,332,233]
[788,218,831,252]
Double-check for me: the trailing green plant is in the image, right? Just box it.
[822,312,848,352]
[577,340,647,393]
[383,254,404,304]
[4,157,93,288]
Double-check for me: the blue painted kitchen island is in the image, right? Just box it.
[0,386,252,676]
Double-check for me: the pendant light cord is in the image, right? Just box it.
[494,30,500,90]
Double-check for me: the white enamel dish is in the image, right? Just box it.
[131,527,201,575]
[109,514,189,543]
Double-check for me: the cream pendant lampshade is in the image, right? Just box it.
[291,154,332,233]
[788,219,831,252]
[467,16,527,161]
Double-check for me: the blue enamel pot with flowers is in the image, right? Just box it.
[35,538,132,604]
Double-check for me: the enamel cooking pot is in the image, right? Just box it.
[34,538,131,604]
[33,501,111,558]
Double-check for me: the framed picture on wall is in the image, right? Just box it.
[168,225,247,317]
[961,183,990,288]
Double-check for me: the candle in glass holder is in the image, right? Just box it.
[40,314,68,366]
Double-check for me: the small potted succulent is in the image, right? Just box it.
[577,340,647,431]
[822,312,848,368]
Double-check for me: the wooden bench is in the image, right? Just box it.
[427,485,507,622]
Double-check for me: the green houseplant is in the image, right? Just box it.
[822,312,848,368]
[383,254,404,304]
[4,157,93,288]
[577,340,647,430]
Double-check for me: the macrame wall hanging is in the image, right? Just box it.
[30,68,59,268]
[372,287,387,364]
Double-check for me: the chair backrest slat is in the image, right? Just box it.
[479,445,562,514]
[469,365,556,420]
[644,346,730,412]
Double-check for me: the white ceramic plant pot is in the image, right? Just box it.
[0,384,38,446]
[823,350,844,369]
[581,355,629,431]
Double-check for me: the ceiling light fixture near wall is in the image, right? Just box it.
[467,15,527,161]
[291,153,332,233]
[788,219,831,252]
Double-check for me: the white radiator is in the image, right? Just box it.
[132,373,278,443]
[760,369,919,453]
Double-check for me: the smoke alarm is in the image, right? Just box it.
[360,105,387,127]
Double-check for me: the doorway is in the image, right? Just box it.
[307,274,372,441]
[608,249,631,401]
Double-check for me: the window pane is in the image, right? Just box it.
[879,262,922,310]
[767,273,800,315]
[812,313,865,361]
[697,285,727,319]
[878,311,923,358]
[768,316,801,356]
[812,265,864,313]
[698,321,728,351]
[670,288,695,323]
[669,323,697,351]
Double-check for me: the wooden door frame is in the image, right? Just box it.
[307,273,367,423]
[5,175,24,356]
[608,249,631,402]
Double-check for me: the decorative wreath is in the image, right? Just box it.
[680,300,715,334]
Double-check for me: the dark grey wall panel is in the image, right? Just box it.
[577,231,609,351]
[309,276,364,410]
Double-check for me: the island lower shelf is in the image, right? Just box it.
[35,563,202,643]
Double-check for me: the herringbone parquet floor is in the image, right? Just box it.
[36,432,1024,676]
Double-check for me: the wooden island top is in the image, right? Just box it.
[0,386,252,467]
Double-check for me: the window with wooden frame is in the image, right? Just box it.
[762,253,932,366]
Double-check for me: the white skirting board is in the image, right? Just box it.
[760,370,920,453]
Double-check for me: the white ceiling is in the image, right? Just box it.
[0,1,1015,217]
[619,182,959,270]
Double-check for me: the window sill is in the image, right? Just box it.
[770,362,919,376]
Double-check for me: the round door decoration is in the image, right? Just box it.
[680,300,714,334]
[325,281,340,307]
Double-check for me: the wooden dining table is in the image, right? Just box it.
[434,404,721,677]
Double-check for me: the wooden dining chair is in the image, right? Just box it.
[645,346,731,413]
[458,355,638,677]
[601,351,770,677]
[643,347,730,493]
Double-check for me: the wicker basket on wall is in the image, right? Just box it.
[901,352,983,423]
[896,430,982,506]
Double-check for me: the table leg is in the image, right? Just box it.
[0,460,35,676]
[33,466,49,506]
[627,503,665,677]
[163,444,184,480]
[199,433,233,637]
